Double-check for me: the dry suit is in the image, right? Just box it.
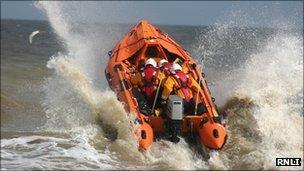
[161,70,200,102]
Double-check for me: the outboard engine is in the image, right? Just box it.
[167,95,184,136]
[167,95,183,120]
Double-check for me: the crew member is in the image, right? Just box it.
[141,58,159,104]
[158,59,172,75]
[159,63,199,143]
[161,63,200,105]
[152,59,172,114]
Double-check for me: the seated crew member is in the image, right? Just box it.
[172,58,195,74]
[130,63,149,115]
[131,58,165,113]
[142,58,158,103]
[158,59,172,77]
[161,63,200,111]
[156,59,172,95]
[160,63,204,143]
[130,70,144,89]
[130,59,146,88]
[151,59,172,114]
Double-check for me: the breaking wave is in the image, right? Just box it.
[198,16,303,170]
[33,1,209,170]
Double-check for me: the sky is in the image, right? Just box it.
[1,1,303,28]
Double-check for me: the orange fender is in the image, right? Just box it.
[136,122,154,150]
[199,122,227,149]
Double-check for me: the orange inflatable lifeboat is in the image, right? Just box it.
[105,20,227,151]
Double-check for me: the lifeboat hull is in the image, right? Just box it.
[105,20,227,151]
